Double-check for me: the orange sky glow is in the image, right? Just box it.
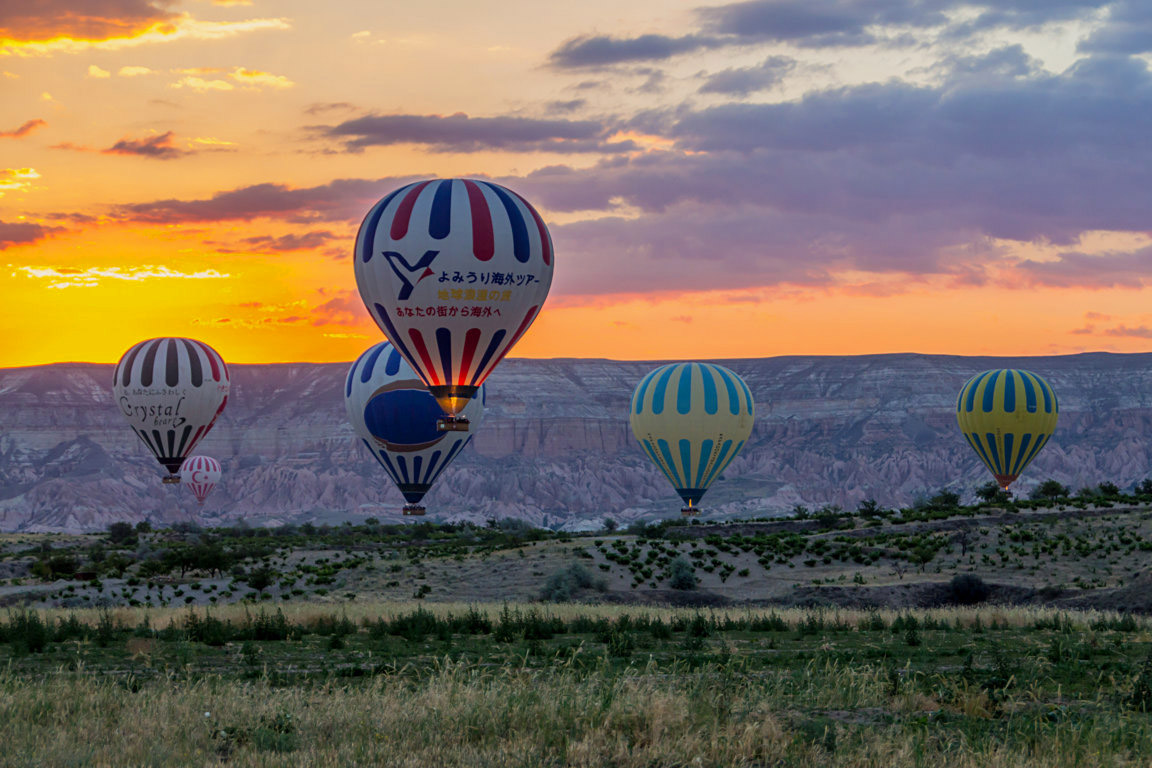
[3,0,1151,367]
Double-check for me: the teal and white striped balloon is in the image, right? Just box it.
[629,362,754,511]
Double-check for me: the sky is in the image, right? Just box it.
[2,0,1152,366]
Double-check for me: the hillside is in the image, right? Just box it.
[2,352,1152,532]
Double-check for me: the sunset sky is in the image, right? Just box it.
[3,0,1152,366]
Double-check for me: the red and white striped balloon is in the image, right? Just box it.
[180,455,222,505]
[354,179,553,417]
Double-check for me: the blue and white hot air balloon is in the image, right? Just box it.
[345,341,485,516]
[354,179,553,429]
[630,363,754,516]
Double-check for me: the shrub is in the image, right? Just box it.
[539,564,606,601]
[667,556,697,590]
[950,573,990,605]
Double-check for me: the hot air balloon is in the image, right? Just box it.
[957,368,1058,489]
[180,455,221,505]
[354,179,552,431]
[113,338,229,484]
[630,363,755,516]
[345,341,485,515]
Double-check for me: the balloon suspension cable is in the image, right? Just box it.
[681,503,700,518]
[162,474,181,485]
[402,504,427,517]
[436,415,470,432]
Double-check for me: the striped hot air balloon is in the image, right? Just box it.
[354,179,552,429]
[345,341,485,516]
[957,368,1058,489]
[630,363,755,516]
[113,338,229,483]
[180,455,221,505]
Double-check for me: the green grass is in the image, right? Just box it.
[0,602,1151,765]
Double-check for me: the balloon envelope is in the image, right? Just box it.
[113,338,229,479]
[630,363,754,509]
[345,341,485,506]
[180,455,221,504]
[353,179,552,416]
[956,368,1058,489]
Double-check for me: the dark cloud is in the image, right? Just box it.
[226,230,337,253]
[1079,0,1152,54]
[304,102,359,115]
[548,33,720,68]
[950,0,1108,36]
[0,0,174,43]
[696,0,945,47]
[0,220,64,249]
[933,44,1039,80]
[0,119,46,138]
[545,99,587,114]
[1014,251,1152,288]
[113,177,412,224]
[699,56,796,95]
[319,112,635,154]
[1103,325,1152,338]
[102,131,186,159]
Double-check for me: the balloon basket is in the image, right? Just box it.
[681,506,700,518]
[436,416,470,432]
[402,504,426,516]
[162,475,181,485]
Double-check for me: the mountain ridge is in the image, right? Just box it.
[2,351,1151,532]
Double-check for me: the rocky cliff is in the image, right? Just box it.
[2,352,1151,532]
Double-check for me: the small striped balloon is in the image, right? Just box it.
[180,455,221,505]
[956,368,1058,489]
[113,338,229,479]
[630,363,754,512]
[345,341,485,510]
[354,179,552,417]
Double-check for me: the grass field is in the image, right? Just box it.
[2,602,1151,766]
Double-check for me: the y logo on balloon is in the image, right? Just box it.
[381,249,439,301]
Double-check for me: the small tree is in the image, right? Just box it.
[107,522,137,546]
[668,556,697,590]
[1136,479,1152,496]
[1098,481,1121,498]
[929,489,961,509]
[1031,480,1070,501]
[975,482,1010,505]
[135,520,152,534]
[245,566,275,593]
[857,499,881,517]
[602,518,619,533]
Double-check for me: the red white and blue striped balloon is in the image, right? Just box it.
[354,179,553,416]
[180,455,222,505]
[112,337,229,479]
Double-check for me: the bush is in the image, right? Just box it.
[950,574,990,605]
[667,556,697,590]
[539,564,606,602]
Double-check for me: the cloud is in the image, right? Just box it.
[2,11,291,55]
[319,112,637,153]
[170,75,233,91]
[118,65,153,76]
[215,230,337,253]
[16,264,227,288]
[0,167,40,195]
[1014,251,1152,288]
[113,177,409,224]
[1103,325,1152,338]
[1079,0,1152,54]
[0,220,63,249]
[102,131,187,159]
[0,119,46,138]
[310,290,368,327]
[0,0,176,44]
[548,33,721,68]
[698,56,796,95]
[87,65,111,78]
[228,67,293,89]
[169,66,293,91]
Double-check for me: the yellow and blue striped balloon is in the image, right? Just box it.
[630,363,754,511]
[956,368,1058,489]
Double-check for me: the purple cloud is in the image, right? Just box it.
[1079,0,1152,54]
[114,177,413,224]
[548,33,721,68]
[102,131,186,159]
[0,220,64,249]
[0,119,46,138]
[0,0,174,42]
[1015,251,1152,288]
[698,56,796,95]
[319,113,635,153]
